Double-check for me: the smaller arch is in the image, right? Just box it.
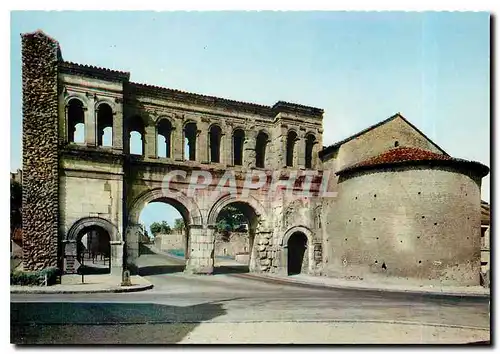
[66,98,86,143]
[232,128,245,166]
[207,193,268,227]
[157,118,173,158]
[66,217,120,243]
[255,130,270,168]
[128,115,146,155]
[65,95,88,109]
[209,124,223,163]
[305,133,317,169]
[97,102,114,147]
[128,187,203,226]
[184,122,198,161]
[286,130,298,167]
[282,225,313,247]
[95,99,116,112]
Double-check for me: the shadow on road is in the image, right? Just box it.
[11,301,227,344]
[213,265,249,275]
[138,265,186,276]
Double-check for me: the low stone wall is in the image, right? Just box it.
[155,233,184,251]
[215,232,249,258]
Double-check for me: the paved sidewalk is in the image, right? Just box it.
[10,274,153,294]
[236,271,490,298]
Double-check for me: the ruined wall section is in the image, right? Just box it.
[21,31,60,270]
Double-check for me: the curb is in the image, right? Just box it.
[10,282,154,295]
[232,272,490,300]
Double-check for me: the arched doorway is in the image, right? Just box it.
[126,188,203,275]
[76,225,111,274]
[287,232,308,275]
[213,201,258,273]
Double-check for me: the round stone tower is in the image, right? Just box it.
[325,147,489,286]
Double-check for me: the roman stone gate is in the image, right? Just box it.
[21,31,325,276]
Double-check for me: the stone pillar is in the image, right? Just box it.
[173,123,183,161]
[144,124,156,158]
[85,93,97,146]
[21,31,60,271]
[125,224,140,272]
[110,240,124,276]
[185,226,214,274]
[297,131,306,169]
[112,98,124,152]
[198,120,209,164]
[224,129,233,166]
[243,130,257,169]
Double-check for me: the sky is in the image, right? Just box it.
[10,11,491,231]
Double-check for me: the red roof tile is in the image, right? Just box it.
[337,146,489,177]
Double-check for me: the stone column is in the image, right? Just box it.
[224,129,233,166]
[112,98,124,152]
[144,124,156,159]
[198,120,209,164]
[297,131,306,169]
[125,224,140,273]
[85,93,97,146]
[243,130,257,169]
[185,226,214,274]
[173,122,184,161]
[110,240,124,276]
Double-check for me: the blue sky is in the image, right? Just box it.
[10,11,490,230]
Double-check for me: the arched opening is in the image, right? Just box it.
[128,115,145,155]
[67,98,85,143]
[305,134,316,169]
[233,129,245,166]
[255,131,269,168]
[77,225,111,274]
[97,103,113,147]
[157,119,173,158]
[286,130,298,167]
[135,199,190,275]
[184,122,197,161]
[209,125,222,163]
[213,201,258,274]
[287,231,308,275]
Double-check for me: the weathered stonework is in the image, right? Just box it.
[20,31,489,286]
[21,31,60,270]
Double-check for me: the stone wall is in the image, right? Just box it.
[155,233,184,251]
[323,115,446,172]
[214,232,249,257]
[324,165,483,285]
[21,31,60,271]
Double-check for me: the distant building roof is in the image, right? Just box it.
[319,113,448,159]
[481,200,490,226]
[336,146,489,177]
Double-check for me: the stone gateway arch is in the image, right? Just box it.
[21,31,489,286]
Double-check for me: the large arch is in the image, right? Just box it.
[128,187,203,226]
[207,194,269,272]
[280,225,314,275]
[126,187,203,273]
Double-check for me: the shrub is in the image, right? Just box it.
[10,267,60,286]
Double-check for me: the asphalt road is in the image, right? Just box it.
[11,249,491,344]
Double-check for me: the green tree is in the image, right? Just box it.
[10,180,22,237]
[174,218,184,233]
[150,220,172,236]
[216,205,246,232]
